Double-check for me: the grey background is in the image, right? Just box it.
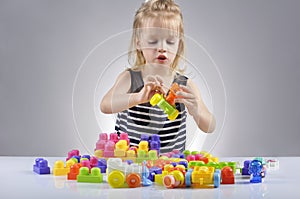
[1,0,299,157]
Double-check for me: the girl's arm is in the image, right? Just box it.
[175,79,216,133]
[100,71,163,114]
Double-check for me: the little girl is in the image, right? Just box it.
[101,0,216,153]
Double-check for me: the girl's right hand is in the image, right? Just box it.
[138,75,165,104]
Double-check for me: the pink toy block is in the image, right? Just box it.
[90,156,98,167]
[66,149,80,161]
[103,140,115,157]
[186,155,195,162]
[95,133,108,151]
[109,133,119,144]
[81,159,91,170]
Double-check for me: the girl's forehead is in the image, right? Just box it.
[141,27,179,38]
[140,17,181,34]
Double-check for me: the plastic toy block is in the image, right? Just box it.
[95,133,108,151]
[99,133,108,141]
[81,159,91,169]
[90,156,98,167]
[218,162,228,169]
[267,159,279,170]
[77,167,103,183]
[66,159,76,168]
[178,161,188,169]
[172,154,181,158]
[126,160,134,165]
[114,140,128,157]
[186,155,195,162]
[191,151,199,155]
[33,158,50,175]
[66,149,80,161]
[183,150,191,158]
[165,82,180,105]
[148,150,158,160]
[191,166,215,184]
[150,134,161,151]
[136,150,148,163]
[139,141,149,152]
[242,160,251,175]
[94,149,103,158]
[71,155,81,163]
[128,146,138,154]
[249,160,262,183]
[120,132,130,145]
[221,166,235,184]
[126,150,136,157]
[227,162,237,174]
[206,162,218,169]
[109,132,119,144]
[141,134,149,141]
[67,163,81,180]
[103,141,115,157]
[150,93,179,121]
[114,148,126,157]
[53,160,69,176]
[150,141,159,152]
[97,158,107,173]
[81,155,90,160]
[149,167,162,181]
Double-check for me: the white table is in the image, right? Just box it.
[1,156,299,199]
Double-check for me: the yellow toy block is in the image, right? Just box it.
[138,141,148,152]
[191,166,215,185]
[53,160,69,176]
[114,148,126,157]
[94,149,103,158]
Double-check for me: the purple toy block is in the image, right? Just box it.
[178,161,188,168]
[148,167,162,181]
[81,155,90,160]
[97,159,107,173]
[242,160,251,175]
[33,158,50,175]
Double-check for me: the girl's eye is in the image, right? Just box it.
[167,40,175,44]
[148,40,158,44]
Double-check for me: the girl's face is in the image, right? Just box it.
[138,18,180,68]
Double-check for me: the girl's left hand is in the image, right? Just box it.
[174,84,200,118]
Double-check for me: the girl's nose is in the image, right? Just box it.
[158,48,166,53]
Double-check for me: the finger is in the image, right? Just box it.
[179,84,192,93]
[175,98,194,108]
[155,75,164,85]
[176,91,195,99]
[144,75,156,83]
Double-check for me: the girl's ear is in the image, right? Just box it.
[136,39,141,51]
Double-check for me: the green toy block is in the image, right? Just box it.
[207,161,218,169]
[218,162,228,169]
[183,150,191,158]
[77,167,103,183]
[228,161,237,173]
[148,150,158,160]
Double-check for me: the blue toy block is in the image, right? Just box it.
[33,158,50,175]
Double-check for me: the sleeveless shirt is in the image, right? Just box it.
[115,69,188,153]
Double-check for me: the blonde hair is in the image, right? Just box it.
[128,0,185,73]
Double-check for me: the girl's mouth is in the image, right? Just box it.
[157,55,167,61]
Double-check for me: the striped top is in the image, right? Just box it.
[115,69,188,153]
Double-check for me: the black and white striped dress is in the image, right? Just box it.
[115,69,188,153]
